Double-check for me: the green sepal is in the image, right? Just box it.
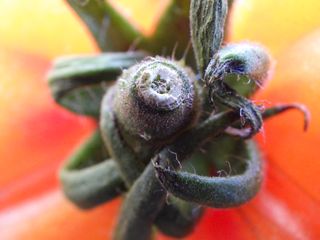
[154,141,263,208]
[66,0,141,51]
[190,0,228,75]
[202,43,273,138]
[60,130,126,209]
[48,51,146,117]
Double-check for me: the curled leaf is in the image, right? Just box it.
[204,43,272,138]
[153,141,263,208]
[205,42,271,91]
[48,51,146,117]
[60,130,126,209]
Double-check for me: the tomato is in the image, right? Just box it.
[1,0,320,239]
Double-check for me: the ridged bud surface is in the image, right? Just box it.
[113,57,199,141]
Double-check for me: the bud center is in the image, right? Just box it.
[136,65,182,111]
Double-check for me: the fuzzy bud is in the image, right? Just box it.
[205,42,272,94]
[112,57,200,141]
